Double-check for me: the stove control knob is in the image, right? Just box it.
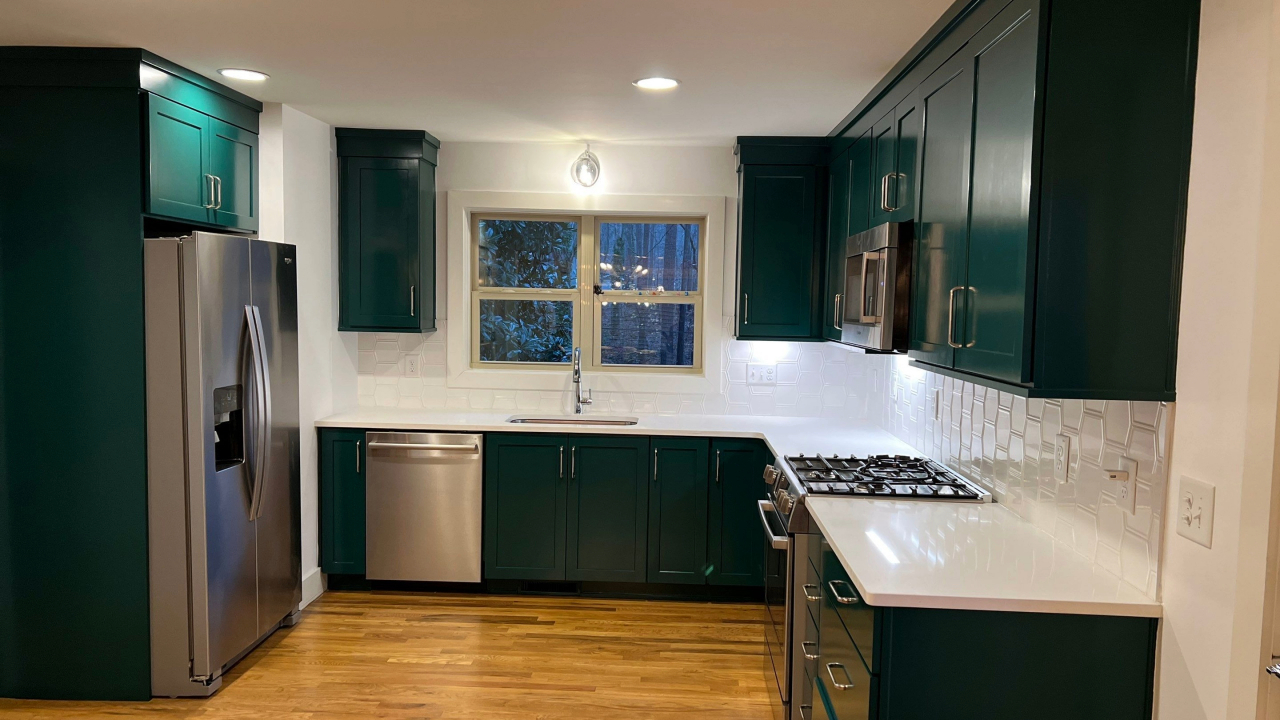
[763,466,779,486]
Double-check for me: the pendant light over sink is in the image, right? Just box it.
[571,144,601,187]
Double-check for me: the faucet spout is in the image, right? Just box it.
[572,347,592,414]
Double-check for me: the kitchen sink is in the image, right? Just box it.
[506,414,639,426]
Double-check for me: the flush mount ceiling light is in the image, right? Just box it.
[633,77,679,90]
[571,144,601,187]
[218,68,269,82]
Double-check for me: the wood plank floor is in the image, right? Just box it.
[0,591,779,719]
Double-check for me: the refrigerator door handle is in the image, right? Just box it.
[252,305,273,520]
[244,305,269,520]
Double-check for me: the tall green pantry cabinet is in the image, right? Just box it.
[337,128,438,332]
[0,47,263,700]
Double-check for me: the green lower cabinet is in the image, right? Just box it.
[319,429,366,574]
[706,438,771,586]
[647,438,711,584]
[566,436,650,582]
[484,434,567,580]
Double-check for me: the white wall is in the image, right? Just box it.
[1158,0,1280,717]
[260,104,356,608]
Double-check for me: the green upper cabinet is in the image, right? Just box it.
[484,433,567,581]
[847,130,874,237]
[823,152,851,341]
[647,438,711,584]
[145,93,259,232]
[319,429,366,575]
[830,0,1197,400]
[707,438,771,587]
[566,436,650,583]
[208,118,258,231]
[337,128,438,333]
[734,139,828,341]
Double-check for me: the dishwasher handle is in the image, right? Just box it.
[367,441,479,452]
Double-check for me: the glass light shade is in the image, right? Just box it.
[571,147,601,187]
[219,68,269,81]
[634,77,679,90]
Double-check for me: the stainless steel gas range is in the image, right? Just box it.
[758,453,990,719]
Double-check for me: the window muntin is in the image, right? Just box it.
[471,213,705,372]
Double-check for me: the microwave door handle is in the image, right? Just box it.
[859,253,876,324]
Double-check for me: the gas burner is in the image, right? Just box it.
[782,453,991,503]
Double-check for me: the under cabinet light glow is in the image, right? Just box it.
[633,77,679,90]
[219,68,269,81]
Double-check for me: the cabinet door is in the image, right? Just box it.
[823,152,851,341]
[209,118,258,232]
[955,1,1040,384]
[647,438,710,584]
[910,53,976,368]
[847,130,874,237]
[892,96,922,222]
[339,157,421,331]
[484,434,567,580]
[566,436,650,583]
[146,93,210,224]
[707,439,771,586]
[868,109,897,227]
[319,429,366,574]
[738,164,821,339]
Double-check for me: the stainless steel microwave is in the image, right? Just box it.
[837,221,912,352]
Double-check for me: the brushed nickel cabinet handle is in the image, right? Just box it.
[410,285,415,316]
[213,175,223,209]
[743,293,749,324]
[826,662,856,690]
[802,641,819,660]
[833,293,843,330]
[559,446,565,480]
[964,286,977,348]
[802,584,821,602]
[355,440,361,473]
[203,174,216,208]
[715,449,722,484]
[827,579,860,605]
[653,447,659,484]
[947,286,964,349]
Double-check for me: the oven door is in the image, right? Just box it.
[760,499,793,707]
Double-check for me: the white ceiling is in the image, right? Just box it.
[3,0,954,145]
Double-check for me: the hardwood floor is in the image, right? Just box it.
[0,591,779,719]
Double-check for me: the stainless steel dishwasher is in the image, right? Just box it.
[365,432,483,582]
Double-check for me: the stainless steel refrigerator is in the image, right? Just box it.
[143,232,301,697]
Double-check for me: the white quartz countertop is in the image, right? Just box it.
[315,407,918,461]
[806,497,1162,618]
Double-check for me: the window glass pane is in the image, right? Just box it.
[477,219,578,289]
[479,299,573,363]
[599,302,695,366]
[598,222,699,292]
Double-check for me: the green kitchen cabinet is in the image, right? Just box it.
[734,138,828,341]
[319,429,367,575]
[484,434,567,581]
[566,436,650,583]
[337,128,438,333]
[145,93,258,232]
[823,151,851,341]
[707,438,771,586]
[868,97,921,227]
[647,438,711,584]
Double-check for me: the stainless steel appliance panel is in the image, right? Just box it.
[191,234,260,677]
[760,499,793,708]
[840,221,913,352]
[250,240,302,632]
[365,432,484,582]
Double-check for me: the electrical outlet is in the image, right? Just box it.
[405,354,421,378]
[747,363,777,386]
[1053,434,1071,484]
[1108,457,1138,514]
[1177,475,1215,548]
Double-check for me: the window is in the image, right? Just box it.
[471,213,705,372]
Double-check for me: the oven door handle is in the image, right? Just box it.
[758,500,790,550]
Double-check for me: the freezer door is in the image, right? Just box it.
[187,232,260,679]
[250,239,302,632]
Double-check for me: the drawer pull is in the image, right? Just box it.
[802,641,819,660]
[826,662,856,690]
[828,579,861,605]
[802,584,821,602]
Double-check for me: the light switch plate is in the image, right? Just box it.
[747,363,777,386]
[1110,457,1138,515]
[1177,475,1215,548]
[405,355,421,378]
[1054,434,1071,484]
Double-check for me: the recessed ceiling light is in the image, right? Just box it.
[219,68,269,82]
[633,77,679,90]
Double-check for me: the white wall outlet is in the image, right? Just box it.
[1176,475,1215,548]
[747,363,777,386]
[1107,457,1138,514]
[404,355,421,378]
[1053,434,1071,484]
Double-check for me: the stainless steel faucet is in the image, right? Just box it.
[572,347,592,414]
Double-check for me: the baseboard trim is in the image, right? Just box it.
[300,567,324,609]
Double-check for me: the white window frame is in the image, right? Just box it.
[446,191,727,394]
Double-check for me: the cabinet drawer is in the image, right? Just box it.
[821,538,876,670]
[815,612,874,720]
[801,541,823,628]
